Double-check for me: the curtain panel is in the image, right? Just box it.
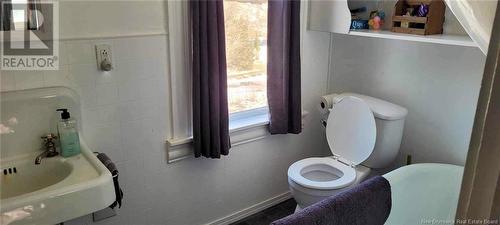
[1,0,12,31]
[190,0,231,158]
[267,0,302,134]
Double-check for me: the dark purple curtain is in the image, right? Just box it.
[190,0,231,158]
[267,0,302,134]
[1,0,12,31]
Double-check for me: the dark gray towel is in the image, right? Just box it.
[96,153,123,209]
[270,176,391,225]
[96,153,118,175]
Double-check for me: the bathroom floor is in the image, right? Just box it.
[230,199,297,225]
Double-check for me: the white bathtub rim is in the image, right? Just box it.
[383,163,464,181]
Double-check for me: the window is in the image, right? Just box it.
[166,1,277,162]
[10,0,40,30]
[12,0,28,30]
[224,0,268,114]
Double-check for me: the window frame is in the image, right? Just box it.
[166,0,308,163]
[165,1,271,163]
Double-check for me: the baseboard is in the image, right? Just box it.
[206,192,292,225]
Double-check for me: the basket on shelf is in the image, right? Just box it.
[391,0,445,35]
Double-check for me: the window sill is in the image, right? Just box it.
[166,109,270,163]
[166,109,308,163]
[229,107,269,131]
[228,108,270,147]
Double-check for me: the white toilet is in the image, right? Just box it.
[288,93,408,210]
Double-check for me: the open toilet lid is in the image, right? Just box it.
[326,96,376,165]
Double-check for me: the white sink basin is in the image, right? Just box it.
[0,141,115,225]
[1,158,73,200]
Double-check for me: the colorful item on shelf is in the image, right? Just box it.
[368,10,385,30]
[416,4,429,17]
[378,11,386,20]
[391,0,445,35]
[405,7,414,16]
[350,19,369,30]
[350,6,367,30]
[370,10,386,20]
[369,16,382,30]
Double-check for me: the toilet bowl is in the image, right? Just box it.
[288,157,371,209]
[288,93,407,209]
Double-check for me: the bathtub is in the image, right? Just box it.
[383,163,464,225]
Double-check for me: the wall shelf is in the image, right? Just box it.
[307,0,484,50]
[348,29,476,47]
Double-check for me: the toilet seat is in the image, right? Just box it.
[287,96,376,191]
[288,157,356,190]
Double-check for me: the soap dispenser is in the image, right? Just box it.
[56,109,81,157]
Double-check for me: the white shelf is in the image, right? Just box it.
[307,0,485,50]
[348,29,477,47]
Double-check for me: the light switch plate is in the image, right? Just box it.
[95,44,112,70]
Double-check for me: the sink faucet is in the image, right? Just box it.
[35,134,59,164]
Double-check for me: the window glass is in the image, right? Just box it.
[12,0,28,30]
[224,0,268,113]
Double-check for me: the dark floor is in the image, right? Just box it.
[230,199,297,225]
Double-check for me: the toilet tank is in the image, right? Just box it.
[335,93,408,168]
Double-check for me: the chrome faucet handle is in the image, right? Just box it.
[41,133,57,141]
[41,133,59,157]
[41,134,57,147]
[36,134,59,164]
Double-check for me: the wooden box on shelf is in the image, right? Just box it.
[391,0,445,35]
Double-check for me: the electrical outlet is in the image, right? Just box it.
[95,44,113,71]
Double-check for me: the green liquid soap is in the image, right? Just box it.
[57,109,81,157]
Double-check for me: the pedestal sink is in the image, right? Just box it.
[0,140,115,225]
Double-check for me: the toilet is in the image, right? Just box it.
[288,93,408,210]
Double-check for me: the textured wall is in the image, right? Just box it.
[328,34,486,166]
[0,1,332,224]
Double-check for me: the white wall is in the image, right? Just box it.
[59,0,167,39]
[328,34,486,166]
[0,1,332,224]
